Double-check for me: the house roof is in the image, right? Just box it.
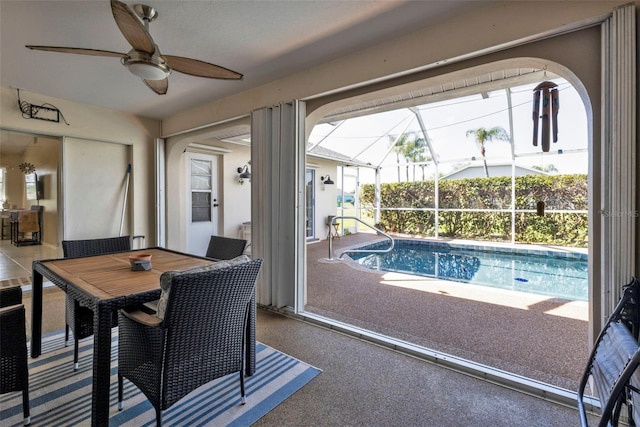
[440,163,547,180]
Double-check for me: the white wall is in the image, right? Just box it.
[308,160,339,240]
[220,146,252,238]
[165,133,254,251]
[63,137,130,239]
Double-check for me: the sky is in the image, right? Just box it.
[308,77,588,190]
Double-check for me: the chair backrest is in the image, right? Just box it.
[205,235,247,260]
[0,285,22,308]
[161,258,262,405]
[62,236,131,258]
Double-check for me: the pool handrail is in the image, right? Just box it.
[328,216,394,260]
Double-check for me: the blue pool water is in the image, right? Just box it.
[346,240,588,301]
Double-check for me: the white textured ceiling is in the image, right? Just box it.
[0,0,483,120]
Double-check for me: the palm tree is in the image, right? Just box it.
[416,153,429,180]
[405,137,429,180]
[390,133,410,182]
[390,133,429,182]
[465,126,510,177]
[390,134,406,182]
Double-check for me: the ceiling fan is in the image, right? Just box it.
[25,0,243,95]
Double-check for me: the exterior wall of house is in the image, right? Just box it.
[308,160,340,241]
[164,122,255,251]
[0,86,160,247]
[219,144,252,238]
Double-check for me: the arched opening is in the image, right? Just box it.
[301,54,596,398]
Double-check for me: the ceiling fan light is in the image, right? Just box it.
[126,62,169,80]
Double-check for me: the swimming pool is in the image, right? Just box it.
[346,240,588,301]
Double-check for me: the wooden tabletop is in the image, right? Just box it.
[38,248,214,301]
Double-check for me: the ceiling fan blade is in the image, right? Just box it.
[144,78,168,95]
[26,45,125,58]
[164,55,243,80]
[111,0,155,54]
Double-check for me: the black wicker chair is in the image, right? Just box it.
[205,235,247,260]
[204,235,256,373]
[62,235,131,370]
[117,258,262,427]
[0,286,30,425]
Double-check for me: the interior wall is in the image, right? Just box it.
[3,152,25,209]
[63,137,130,240]
[0,86,160,246]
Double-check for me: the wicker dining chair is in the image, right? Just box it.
[117,258,262,427]
[62,235,131,370]
[0,286,30,425]
[204,235,256,371]
[205,235,247,260]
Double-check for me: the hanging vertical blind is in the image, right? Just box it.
[600,3,637,321]
[250,101,306,308]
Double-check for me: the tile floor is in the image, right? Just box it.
[0,239,61,285]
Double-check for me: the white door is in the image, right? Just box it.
[186,153,219,255]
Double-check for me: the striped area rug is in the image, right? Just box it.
[0,330,321,426]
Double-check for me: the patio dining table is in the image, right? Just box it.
[30,247,257,427]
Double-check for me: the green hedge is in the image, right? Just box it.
[360,174,588,247]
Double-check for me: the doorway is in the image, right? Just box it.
[0,129,60,248]
[186,152,219,256]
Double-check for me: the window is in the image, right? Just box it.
[190,159,212,222]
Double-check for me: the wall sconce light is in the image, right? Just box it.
[320,175,334,185]
[237,165,251,185]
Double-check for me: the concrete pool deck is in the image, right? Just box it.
[306,232,589,392]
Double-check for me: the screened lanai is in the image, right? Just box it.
[299,68,592,397]
[306,69,588,246]
[203,66,591,396]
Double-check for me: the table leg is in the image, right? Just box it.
[30,270,43,358]
[91,304,113,427]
